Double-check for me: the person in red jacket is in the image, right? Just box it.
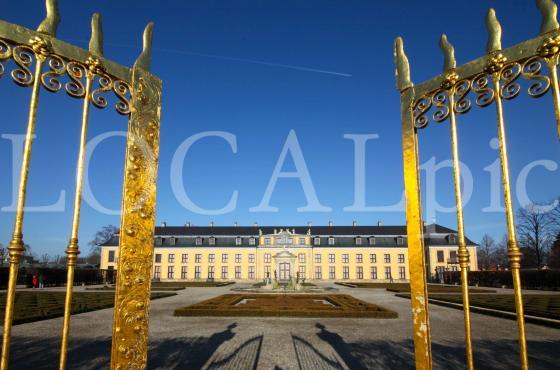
[32,275,38,289]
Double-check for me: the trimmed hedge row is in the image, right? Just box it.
[443,270,560,290]
[0,266,104,289]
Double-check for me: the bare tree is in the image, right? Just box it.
[89,225,118,257]
[478,234,495,270]
[52,254,62,264]
[40,253,50,264]
[517,203,555,269]
[548,232,560,269]
[494,235,509,269]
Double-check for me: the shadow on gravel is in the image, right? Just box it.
[314,322,560,370]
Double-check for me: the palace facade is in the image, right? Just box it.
[99,223,478,282]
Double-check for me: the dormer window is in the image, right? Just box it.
[155,237,162,246]
[396,236,404,246]
[355,237,362,245]
[235,237,242,245]
[328,237,335,245]
[195,237,202,246]
[368,236,376,245]
[314,237,321,245]
[449,234,457,244]
[169,237,176,246]
[249,237,256,245]
[209,237,216,245]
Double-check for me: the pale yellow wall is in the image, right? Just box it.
[429,246,478,275]
[100,237,477,281]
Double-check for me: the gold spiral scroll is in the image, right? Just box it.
[1,36,49,370]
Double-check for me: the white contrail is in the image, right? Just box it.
[65,38,352,78]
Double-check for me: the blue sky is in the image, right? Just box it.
[0,0,559,256]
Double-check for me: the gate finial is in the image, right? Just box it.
[37,0,60,37]
[394,37,412,91]
[89,13,103,57]
[134,22,154,71]
[486,9,502,53]
[439,34,456,72]
[537,0,559,34]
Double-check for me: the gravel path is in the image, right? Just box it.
[2,283,559,369]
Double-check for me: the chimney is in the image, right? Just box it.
[209,221,214,227]
[307,221,312,227]
[161,222,167,227]
[254,222,258,228]
[377,221,383,227]
[352,220,357,227]
[234,221,238,227]
[328,221,333,227]
[185,222,191,227]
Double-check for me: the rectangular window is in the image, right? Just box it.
[235,266,241,279]
[356,266,363,279]
[450,250,457,261]
[370,266,377,280]
[397,236,404,245]
[208,254,215,263]
[221,266,228,279]
[208,266,215,279]
[299,237,306,245]
[108,250,115,263]
[222,254,228,263]
[168,254,175,263]
[398,254,405,263]
[209,237,216,245]
[385,266,392,280]
[265,253,271,263]
[343,266,349,279]
[329,266,336,279]
[248,266,255,279]
[181,266,188,279]
[298,253,305,263]
[342,254,349,263]
[181,254,188,263]
[369,254,376,263]
[195,266,201,279]
[154,265,161,279]
[264,265,271,278]
[329,254,335,263]
[155,237,162,246]
[236,237,242,245]
[384,254,391,263]
[167,266,174,279]
[235,254,242,263]
[314,237,320,245]
[315,266,322,279]
[437,250,444,263]
[265,237,271,245]
[328,237,335,245]
[355,237,362,245]
[249,254,255,264]
[356,254,363,263]
[399,266,406,279]
[249,237,256,245]
[169,237,176,246]
[315,254,321,263]
[155,253,161,263]
[369,237,376,245]
[195,254,202,263]
[196,237,202,246]
[298,265,306,278]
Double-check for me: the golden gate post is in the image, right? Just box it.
[395,0,560,368]
[0,1,162,369]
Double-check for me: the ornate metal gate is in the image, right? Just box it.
[395,0,559,369]
[0,1,161,369]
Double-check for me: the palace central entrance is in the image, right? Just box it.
[279,263,290,281]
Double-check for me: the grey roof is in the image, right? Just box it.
[102,223,477,248]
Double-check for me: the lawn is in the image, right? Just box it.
[335,282,495,293]
[396,293,560,322]
[0,291,176,325]
[174,293,398,318]
[151,281,235,288]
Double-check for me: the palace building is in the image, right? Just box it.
[99,223,478,282]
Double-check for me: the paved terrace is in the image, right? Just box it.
[2,283,559,369]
